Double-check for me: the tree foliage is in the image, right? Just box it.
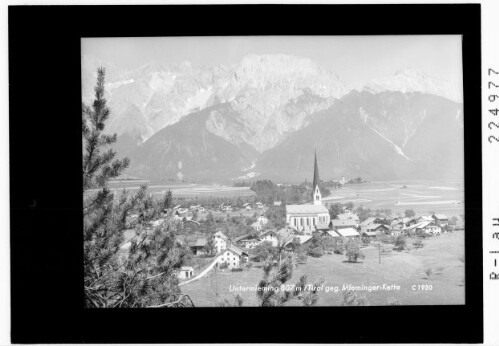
[83,68,192,308]
[342,290,368,306]
[345,239,365,262]
[256,257,320,307]
[404,209,416,218]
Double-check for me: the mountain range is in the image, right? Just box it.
[82,54,464,183]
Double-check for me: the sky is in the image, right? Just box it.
[82,35,462,86]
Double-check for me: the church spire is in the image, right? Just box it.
[312,150,320,191]
[312,150,322,205]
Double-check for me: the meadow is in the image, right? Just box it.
[323,180,464,217]
[97,180,257,199]
[180,232,465,307]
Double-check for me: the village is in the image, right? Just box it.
[121,153,464,287]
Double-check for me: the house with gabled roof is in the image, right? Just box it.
[362,223,389,237]
[432,214,449,227]
[257,229,279,247]
[213,231,228,253]
[407,221,442,235]
[215,243,249,269]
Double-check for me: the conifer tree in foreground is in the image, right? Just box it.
[257,256,321,307]
[83,67,193,308]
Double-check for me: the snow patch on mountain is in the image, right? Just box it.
[358,69,462,103]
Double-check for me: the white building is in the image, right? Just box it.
[213,231,228,253]
[177,266,194,279]
[216,244,249,269]
[286,151,330,234]
[257,215,268,225]
[258,229,279,247]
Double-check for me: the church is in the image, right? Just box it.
[285,151,330,234]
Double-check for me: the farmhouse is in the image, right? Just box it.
[273,201,282,206]
[213,231,228,253]
[216,243,249,269]
[409,221,442,235]
[188,237,207,255]
[286,152,330,234]
[258,229,279,247]
[360,217,383,228]
[417,215,434,223]
[296,235,313,245]
[251,221,265,232]
[402,217,418,228]
[255,202,264,209]
[432,214,449,227]
[239,237,261,249]
[278,227,301,238]
[362,223,389,237]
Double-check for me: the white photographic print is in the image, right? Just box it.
[82,36,464,308]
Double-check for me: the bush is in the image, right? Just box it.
[424,267,433,277]
[386,297,401,306]
[245,261,253,269]
[297,252,308,264]
[342,290,368,306]
[345,240,364,262]
[308,246,323,258]
[219,262,229,270]
[333,238,344,254]
[361,236,371,246]
[231,268,243,272]
[393,236,406,251]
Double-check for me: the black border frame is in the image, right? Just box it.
[9,4,482,344]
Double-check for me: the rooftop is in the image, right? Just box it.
[336,228,360,237]
[360,217,377,227]
[326,230,340,237]
[225,243,248,257]
[331,219,358,227]
[286,204,329,214]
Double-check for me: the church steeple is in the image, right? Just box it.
[312,150,322,205]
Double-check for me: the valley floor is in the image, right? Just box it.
[180,232,465,307]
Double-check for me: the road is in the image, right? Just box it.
[179,256,220,286]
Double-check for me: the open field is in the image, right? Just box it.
[90,180,256,199]
[322,180,464,217]
[181,232,465,306]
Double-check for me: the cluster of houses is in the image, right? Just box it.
[168,201,266,215]
[220,202,265,212]
[176,231,250,270]
[315,212,451,240]
[283,152,454,240]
